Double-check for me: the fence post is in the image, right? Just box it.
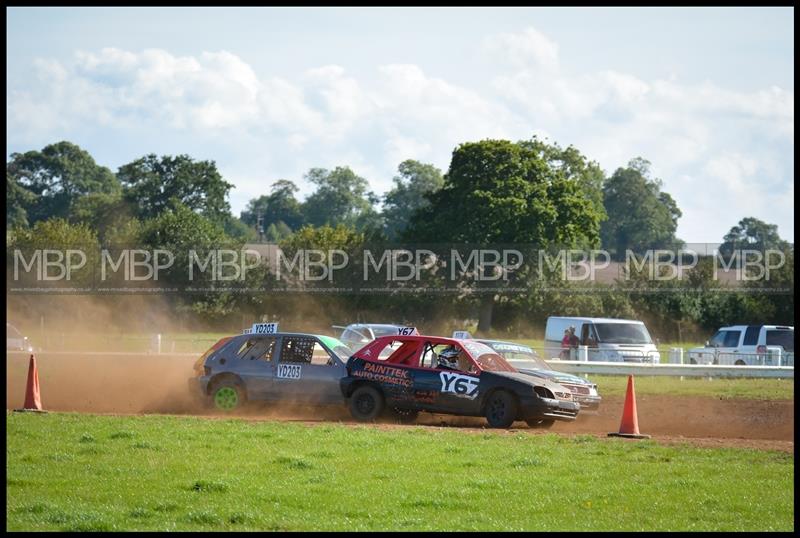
[151,333,161,354]
[578,345,588,362]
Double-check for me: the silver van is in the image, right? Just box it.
[544,316,660,363]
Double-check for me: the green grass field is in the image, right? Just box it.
[576,376,794,400]
[6,412,793,531]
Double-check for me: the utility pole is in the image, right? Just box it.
[256,212,264,243]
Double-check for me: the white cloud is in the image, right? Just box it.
[6,31,794,242]
[482,26,560,71]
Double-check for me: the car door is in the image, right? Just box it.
[418,341,481,414]
[224,336,278,399]
[711,329,743,365]
[273,335,347,404]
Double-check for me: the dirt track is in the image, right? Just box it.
[6,352,794,452]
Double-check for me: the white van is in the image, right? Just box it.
[544,317,660,363]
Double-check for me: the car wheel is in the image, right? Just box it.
[526,418,555,429]
[211,381,246,412]
[349,385,384,422]
[391,407,419,425]
[735,360,745,366]
[689,358,697,365]
[484,390,518,429]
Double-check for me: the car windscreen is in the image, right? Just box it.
[594,323,652,345]
[766,330,794,352]
[461,341,517,372]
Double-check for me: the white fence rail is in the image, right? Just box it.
[512,359,794,379]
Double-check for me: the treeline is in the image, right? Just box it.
[6,139,794,340]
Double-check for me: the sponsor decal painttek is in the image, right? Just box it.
[439,372,479,399]
[277,364,302,379]
[353,361,413,387]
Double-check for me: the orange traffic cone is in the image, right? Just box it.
[14,354,46,413]
[608,375,649,439]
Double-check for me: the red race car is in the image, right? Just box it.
[339,332,580,428]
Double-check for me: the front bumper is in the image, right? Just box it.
[572,394,601,410]
[519,394,580,422]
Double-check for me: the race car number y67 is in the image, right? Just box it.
[439,372,479,399]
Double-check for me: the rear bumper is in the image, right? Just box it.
[190,376,210,396]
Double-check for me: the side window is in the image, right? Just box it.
[235,338,276,361]
[743,326,760,346]
[234,338,258,359]
[311,342,334,366]
[708,331,726,347]
[723,331,742,348]
[351,329,370,343]
[342,329,357,341]
[280,337,315,364]
[580,324,589,345]
[421,343,468,371]
[766,330,794,352]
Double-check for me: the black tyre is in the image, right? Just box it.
[391,407,419,425]
[210,380,246,412]
[484,390,518,428]
[349,385,384,422]
[735,360,745,366]
[526,418,555,429]
[689,358,697,365]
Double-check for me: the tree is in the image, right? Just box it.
[6,174,37,228]
[8,218,101,289]
[382,160,444,240]
[301,167,379,230]
[600,158,683,259]
[6,141,120,225]
[518,138,607,237]
[118,154,233,225]
[137,203,245,318]
[403,139,606,332]
[240,179,304,237]
[719,217,789,257]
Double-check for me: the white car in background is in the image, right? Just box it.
[7,323,32,352]
[332,323,409,356]
[687,325,794,366]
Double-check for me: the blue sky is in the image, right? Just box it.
[6,7,795,241]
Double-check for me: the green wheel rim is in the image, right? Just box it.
[214,387,239,410]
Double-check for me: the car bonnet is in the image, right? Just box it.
[516,368,592,385]
[484,370,570,392]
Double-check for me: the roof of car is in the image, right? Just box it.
[550,317,645,324]
[237,331,347,348]
[717,325,794,331]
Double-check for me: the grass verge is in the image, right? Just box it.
[6,412,793,531]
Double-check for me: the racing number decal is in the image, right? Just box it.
[439,372,479,400]
[397,327,418,336]
[252,322,279,335]
[277,364,301,379]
